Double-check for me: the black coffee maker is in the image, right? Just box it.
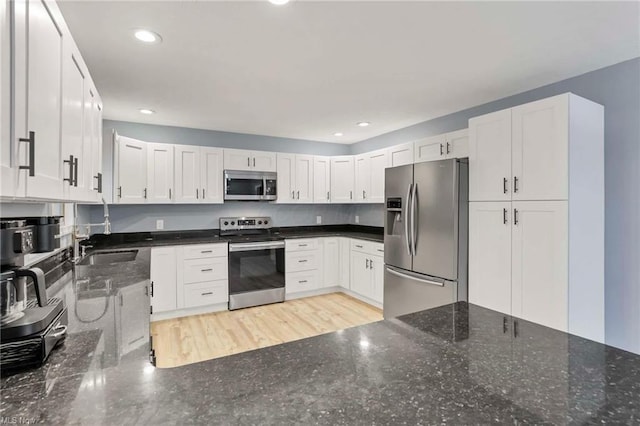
[0,220,68,371]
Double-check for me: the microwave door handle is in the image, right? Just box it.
[404,183,412,256]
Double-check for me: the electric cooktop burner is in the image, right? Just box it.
[219,217,283,243]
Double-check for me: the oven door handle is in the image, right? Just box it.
[229,241,285,252]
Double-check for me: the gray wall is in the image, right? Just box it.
[351,58,640,355]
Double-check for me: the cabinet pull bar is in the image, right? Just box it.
[169,188,172,199]
[365,259,370,269]
[248,157,250,167]
[151,281,154,297]
[18,131,35,176]
[73,158,79,187]
[144,188,147,199]
[513,320,519,338]
[503,317,508,334]
[377,249,384,253]
[514,208,519,225]
[439,144,444,156]
[355,244,363,248]
[298,280,307,284]
[363,190,366,199]
[201,292,213,296]
[201,268,213,272]
[118,186,122,198]
[201,250,213,253]
[327,191,330,201]
[94,173,103,192]
[446,142,451,154]
[298,244,308,247]
[514,176,519,193]
[298,259,308,263]
[63,155,74,185]
[202,188,205,199]
[297,190,300,199]
[196,189,199,199]
[503,208,508,225]
[350,191,353,200]
[503,177,508,194]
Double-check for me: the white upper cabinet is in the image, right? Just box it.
[61,51,86,201]
[114,135,147,204]
[295,155,313,203]
[13,0,64,200]
[511,95,569,201]
[445,129,469,159]
[224,148,276,172]
[414,134,446,163]
[174,144,201,203]
[313,156,331,203]
[468,201,513,314]
[276,153,314,203]
[469,110,512,201]
[87,88,103,201]
[0,0,12,197]
[200,147,224,203]
[511,201,568,332]
[354,154,370,202]
[330,156,355,203]
[387,142,414,167]
[147,143,174,203]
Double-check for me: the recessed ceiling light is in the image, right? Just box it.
[134,29,162,44]
[139,108,155,115]
[269,0,290,5]
[334,132,343,137]
[357,122,370,127]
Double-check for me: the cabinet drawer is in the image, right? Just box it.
[286,250,320,273]
[350,239,384,256]
[183,257,228,284]
[183,280,228,308]
[285,238,319,252]
[286,270,318,294]
[182,243,227,260]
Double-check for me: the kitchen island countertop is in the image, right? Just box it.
[1,245,639,424]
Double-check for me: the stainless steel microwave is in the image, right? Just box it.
[224,170,277,201]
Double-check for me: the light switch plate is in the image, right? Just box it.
[355,215,360,224]
[316,216,322,224]
[156,219,164,230]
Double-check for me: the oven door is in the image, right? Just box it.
[228,241,285,309]
[224,170,277,201]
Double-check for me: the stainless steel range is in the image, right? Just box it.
[221,217,285,310]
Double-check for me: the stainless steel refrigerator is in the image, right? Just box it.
[383,158,468,318]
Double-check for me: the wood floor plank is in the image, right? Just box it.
[151,292,382,368]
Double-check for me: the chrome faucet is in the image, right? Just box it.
[73,198,112,262]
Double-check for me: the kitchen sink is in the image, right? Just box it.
[77,250,138,266]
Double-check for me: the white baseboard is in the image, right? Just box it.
[285,286,342,300]
[151,302,228,322]
[339,288,383,310]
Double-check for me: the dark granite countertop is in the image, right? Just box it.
[2,247,639,424]
[85,224,383,249]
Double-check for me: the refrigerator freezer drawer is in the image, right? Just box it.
[383,266,457,319]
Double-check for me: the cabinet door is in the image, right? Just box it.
[354,154,370,202]
[349,251,371,298]
[339,238,351,289]
[88,92,102,201]
[150,247,177,313]
[323,238,340,288]
[313,156,331,203]
[368,149,389,203]
[388,142,414,167]
[445,129,469,159]
[295,155,314,203]
[414,134,446,163]
[147,143,174,203]
[252,150,276,172]
[117,282,149,356]
[174,145,200,203]
[0,0,12,197]
[469,109,512,202]
[61,52,86,201]
[330,156,354,203]
[276,153,295,203]
[511,201,568,332]
[17,0,64,199]
[223,148,252,171]
[200,147,223,203]
[115,136,147,203]
[512,95,568,201]
[370,254,384,304]
[468,202,512,314]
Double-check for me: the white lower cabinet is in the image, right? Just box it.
[349,240,384,305]
[150,246,177,313]
[322,238,340,287]
[150,243,228,321]
[285,238,322,296]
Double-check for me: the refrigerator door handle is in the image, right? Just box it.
[404,184,413,256]
[386,266,445,287]
[411,182,418,256]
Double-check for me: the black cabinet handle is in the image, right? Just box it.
[327,191,330,200]
[503,208,508,225]
[439,143,444,156]
[253,158,256,167]
[144,188,147,199]
[247,157,250,167]
[503,316,508,334]
[201,250,213,254]
[513,320,519,338]
[73,157,78,187]
[118,186,122,198]
[446,142,451,154]
[94,173,103,193]
[201,268,213,272]
[355,244,363,249]
[169,188,172,199]
[514,176,519,193]
[202,188,205,199]
[150,281,154,297]
[201,292,213,296]
[18,131,35,176]
[366,259,370,269]
[298,259,308,263]
[63,155,74,185]
[514,208,519,225]
[298,280,307,284]
[503,177,508,194]
[196,188,199,199]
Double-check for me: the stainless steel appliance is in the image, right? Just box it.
[26,216,61,253]
[383,159,468,318]
[224,170,277,201]
[0,219,68,371]
[221,217,285,310]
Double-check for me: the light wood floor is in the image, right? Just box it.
[150,292,383,368]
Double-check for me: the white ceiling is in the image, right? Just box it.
[58,1,640,144]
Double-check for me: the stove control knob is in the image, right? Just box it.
[258,221,263,225]
[264,220,269,225]
[224,221,229,226]
[231,221,235,226]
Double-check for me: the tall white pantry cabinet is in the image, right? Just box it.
[468,93,604,343]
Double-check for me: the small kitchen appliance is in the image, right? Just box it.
[0,219,68,372]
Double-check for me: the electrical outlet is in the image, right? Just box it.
[316,216,322,224]
[156,220,164,230]
[355,215,360,224]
